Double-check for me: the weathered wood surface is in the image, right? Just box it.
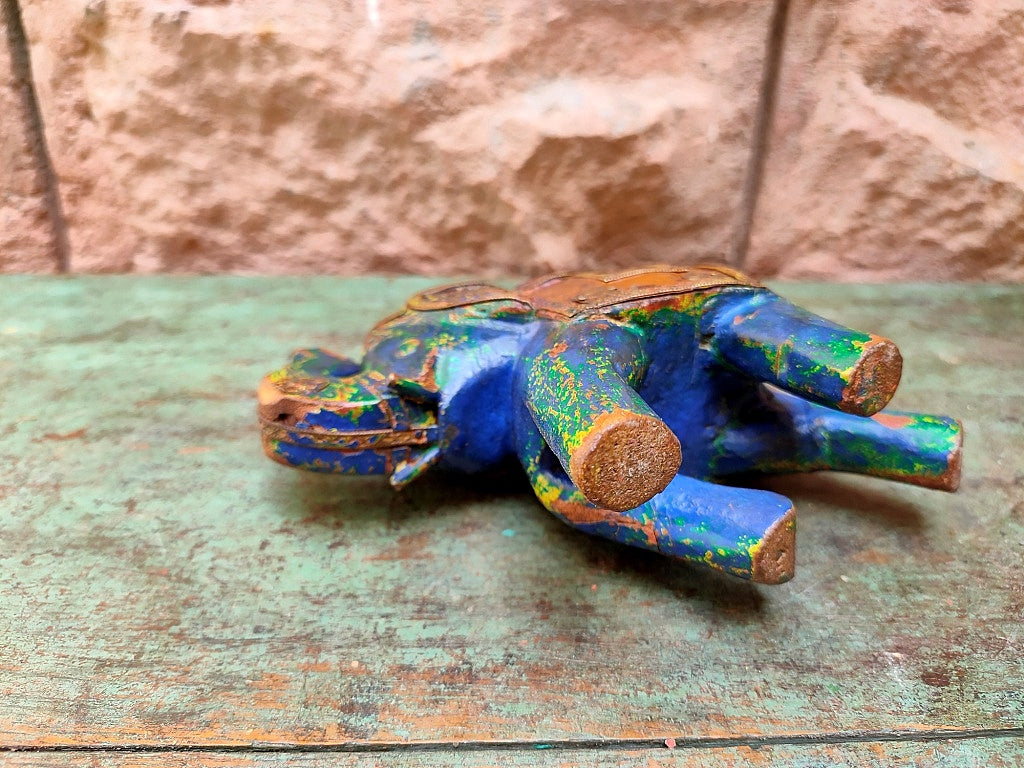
[3,736,1024,767]
[0,277,1020,764]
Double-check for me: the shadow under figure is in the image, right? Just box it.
[257,265,963,585]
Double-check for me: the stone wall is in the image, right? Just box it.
[2,0,1022,279]
[748,0,1024,281]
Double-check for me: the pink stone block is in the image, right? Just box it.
[20,0,772,274]
[748,0,1024,281]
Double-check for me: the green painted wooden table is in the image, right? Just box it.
[0,277,1021,767]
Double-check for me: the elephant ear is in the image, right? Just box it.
[387,373,440,406]
[406,282,529,312]
[288,348,362,378]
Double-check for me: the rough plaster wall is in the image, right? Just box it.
[16,0,770,276]
[747,0,1024,281]
[2,0,1023,278]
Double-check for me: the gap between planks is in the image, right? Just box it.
[1,727,1022,755]
[728,0,792,270]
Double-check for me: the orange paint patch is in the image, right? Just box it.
[366,531,433,561]
[548,340,569,357]
[41,428,87,441]
[179,446,213,454]
[850,548,894,565]
[872,413,914,429]
[238,672,293,712]
[868,742,890,760]
[732,309,760,325]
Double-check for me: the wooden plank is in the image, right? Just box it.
[0,277,1020,748]
[3,735,1024,767]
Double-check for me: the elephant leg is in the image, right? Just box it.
[518,426,795,584]
[704,292,902,417]
[523,319,680,512]
[713,387,963,491]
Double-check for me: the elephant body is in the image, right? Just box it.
[259,265,962,584]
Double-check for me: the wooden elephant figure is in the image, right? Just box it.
[258,265,962,584]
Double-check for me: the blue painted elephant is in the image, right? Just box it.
[258,265,962,584]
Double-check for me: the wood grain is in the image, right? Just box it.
[0,277,1020,762]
